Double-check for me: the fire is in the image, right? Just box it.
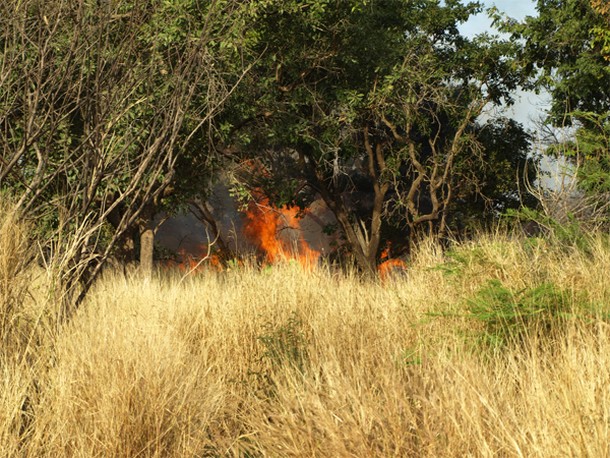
[243,190,320,268]
[378,241,406,280]
[380,243,391,260]
[378,258,407,279]
[164,244,222,274]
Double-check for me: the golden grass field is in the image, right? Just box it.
[2,202,610,457]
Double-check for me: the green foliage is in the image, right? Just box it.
[499,0,610,131]
[467,280,572,350]
[222,0,531,270]
[591,0,610,60]
[543,111,610,197]
[498,0,610,123]
[498,2,610,236]
[504,207,596,250]
[258,311,309,374]
[450,117,537,231]
[569,111,610,195]
[527,111,610,234]
[1,0,255,306]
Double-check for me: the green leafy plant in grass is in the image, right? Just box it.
[436,243,510,282]
[258,311,309,374]
[399,345,423,367]
[467,280,573,351]
[505,207,596,254]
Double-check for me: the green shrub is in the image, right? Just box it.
[258,311,309,374]
[467,280,573,350]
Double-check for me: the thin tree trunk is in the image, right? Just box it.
[140,227,154,277]
[139,206,155,277]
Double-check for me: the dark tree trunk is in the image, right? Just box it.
[106,197,138,264]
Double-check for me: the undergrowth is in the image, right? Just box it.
[466,280,574,350]
[2,202,610,456]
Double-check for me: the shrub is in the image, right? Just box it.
[467,280,573,351]
[258,311,309,374]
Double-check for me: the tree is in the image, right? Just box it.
[222,0,529,272]
[448,117,536,234]
[501,0,610,227]
[591,0,610,60]
[498,0,610,122]
[0,0,249,310]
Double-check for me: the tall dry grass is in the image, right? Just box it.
[1,203,610,456]
[0,199,55,457]
[0,199,33,349]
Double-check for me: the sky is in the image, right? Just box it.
[460,0,538,37]
[460,1,571,187]
[459,0,546,129]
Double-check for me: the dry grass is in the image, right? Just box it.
[2,204,610,456]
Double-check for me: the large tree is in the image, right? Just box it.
[498,0,610,122]
[0,0,249,310]
[591,0,610,60]
[501,0,610,221]
[222,0,530,271]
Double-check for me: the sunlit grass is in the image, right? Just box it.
[2,202,610,456]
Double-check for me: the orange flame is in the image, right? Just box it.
[378,258,407,280]
[378,241,406,280]
[164,244,222,274]
[243,191,320,268]
[380,242,392,260]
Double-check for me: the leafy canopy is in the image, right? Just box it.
[221,0,532,269]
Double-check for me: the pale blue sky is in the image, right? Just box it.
[459,0,547,128]
[460,0,537,37]
[460,1,568,185]
[485,0,537,18]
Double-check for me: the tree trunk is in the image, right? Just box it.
[139,206,155,277]
[139,227,154,277]
[190,199,234,261]
[311,172,385,273]
[106,197,139,264]
[333,206,376,273]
